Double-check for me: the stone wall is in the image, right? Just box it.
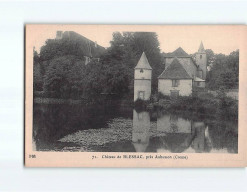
[158,79,193,96]
[134,69,152,80]
[134,79,151,101]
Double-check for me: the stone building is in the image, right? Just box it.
[55,31,106,65]
[158,58,194,97]
[158,42,207,97]
[133,42,207,100]
[195,42,207,80]
[134,52,152,101]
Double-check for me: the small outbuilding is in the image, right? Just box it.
[134,52,152,101]
[158,58,193,97]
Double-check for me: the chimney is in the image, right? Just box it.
[56,31,63,39]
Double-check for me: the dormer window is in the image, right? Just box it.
[140,69,144,73]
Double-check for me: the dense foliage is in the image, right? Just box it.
[34,32,163,100]
[33,32,239,101]
[207,50,239,90]
[144,92,238,121]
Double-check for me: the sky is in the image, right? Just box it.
[31,25,242,55]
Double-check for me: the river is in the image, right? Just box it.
[33,103,238,153]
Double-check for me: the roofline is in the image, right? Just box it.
[134,67,152,70]
[157,68,167,78]
[158,78,193,80]
[158,57,193,79]
[134,79,152,81]
[163,56,191,58]
[164,56,199,69]
[62,31,106,50]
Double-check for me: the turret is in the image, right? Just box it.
[132,110,150,152]
[195,41,207,80]
[134,52,152,101]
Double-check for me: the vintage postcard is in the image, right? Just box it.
[25,24,247,167]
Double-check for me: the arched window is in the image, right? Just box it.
[140,69,144,73]
[200,55,202,59]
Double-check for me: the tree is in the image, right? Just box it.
[207,50,239,90]
[36,31,163,101]
[205,49,215,66]
[108,31,163,94]
[33,48,43,91]
[39,38,84,62]
[43,55,84,99]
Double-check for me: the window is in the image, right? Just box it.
[172,80,179,87]
[200,55,202,59]
[140,69,144,73]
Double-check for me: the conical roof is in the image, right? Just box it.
[135,52,152,70]
[198,41,206,53]
[133,142,149,152]
[158,58,192,79]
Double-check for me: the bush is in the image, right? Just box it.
[154,93,237,120]
[134,99,151,112]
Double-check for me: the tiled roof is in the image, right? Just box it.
[135,52,152,70]
[62,31,106,57]
[158,58,192,79]
[163,47,190,58]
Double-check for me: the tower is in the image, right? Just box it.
[195,41,207,80]
[134,52,152,101]
[132,110,150,152]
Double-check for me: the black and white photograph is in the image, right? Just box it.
[30,25,239,155]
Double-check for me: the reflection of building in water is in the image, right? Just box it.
[191,122,205,153]
[155,115,214,153]
[132,110,150,152]
[184,122,212,153]
[156,114,194,153]
[191,122,212,153]
[157,114,192,133]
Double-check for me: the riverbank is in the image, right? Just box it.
[34,91,238,122]
[34,96,134,107]
[135,93,238,122]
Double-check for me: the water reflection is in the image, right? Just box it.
[33,103,238,153]
[131,109,237,153]
[157,114,192,134]
[132,110,150,152]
